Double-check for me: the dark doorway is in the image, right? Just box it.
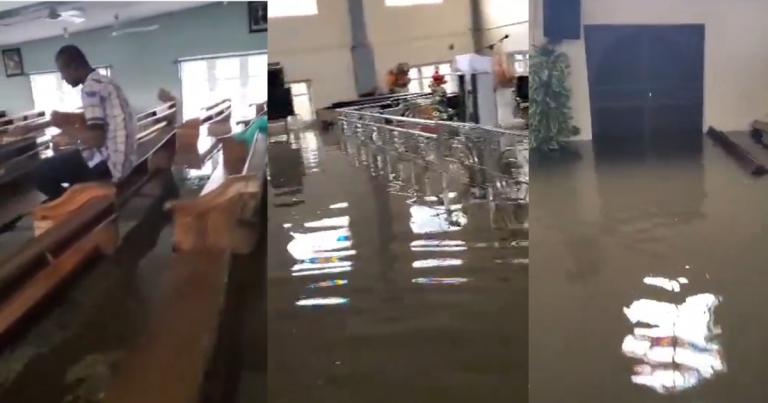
[584,24,705,150]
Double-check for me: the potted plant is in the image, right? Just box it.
[529,42,580,151]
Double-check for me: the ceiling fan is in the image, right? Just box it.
[45,7,86,24]
[110,13,159,36]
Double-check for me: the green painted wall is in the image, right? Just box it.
[0,2,266,113]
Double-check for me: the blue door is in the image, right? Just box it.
[584,24,705,147]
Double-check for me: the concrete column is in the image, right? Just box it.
[347,0,378,95]
[469,0,486,53]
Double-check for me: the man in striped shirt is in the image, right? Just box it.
[34,45,138,200]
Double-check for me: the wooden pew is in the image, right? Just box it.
[31,100,178,236]
[101,118,267,403]
[0,96,180,341]
[0,110,46,131]
[168,118,264,253]
[0,94,175,183]
[0,93,178,235]
[175,99,232,169]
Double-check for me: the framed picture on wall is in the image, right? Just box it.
[249,1,267,33]
[2,48,24,77]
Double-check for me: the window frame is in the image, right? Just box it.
[287,80,315,122]
[28,66,111,113]
[268,0,319,18]
[407,62,456,93]
[385,0,442,6]
[178,53,267,121]
[507,51,529,75]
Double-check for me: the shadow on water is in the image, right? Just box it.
[0,170,179,403]
[530,134,768,401]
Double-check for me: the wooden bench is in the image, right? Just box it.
[175,99,233,169]
[101,118,267,403]
[0,110,46,131]
[31,98,179,236]
[0,95,181,343]
[0,92,176,183]
[0,92,178,234]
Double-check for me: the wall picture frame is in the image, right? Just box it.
[2,48,24,77]
[248,1,267,33]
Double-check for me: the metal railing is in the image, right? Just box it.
[336,98,528,206]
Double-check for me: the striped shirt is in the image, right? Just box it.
[81,70,138,181]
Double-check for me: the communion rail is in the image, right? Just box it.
[336,101,529,204]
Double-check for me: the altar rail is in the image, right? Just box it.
[337,101,529,204]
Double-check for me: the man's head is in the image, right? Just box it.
[55,45,92,87]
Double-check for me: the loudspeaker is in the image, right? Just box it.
[515,76,529,101]
[268,87,295,121]
[268,63,285,89]
[543,0,581,41]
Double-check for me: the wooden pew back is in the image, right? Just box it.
[175,99,232,169]
[0,110,46,131]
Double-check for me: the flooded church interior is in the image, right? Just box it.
[0,0,763,402]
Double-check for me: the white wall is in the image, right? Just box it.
[363,0,474,88]
[0,3,263,114]
[532,0,768,141]
[478,0,529,54]
[268,0,357,108]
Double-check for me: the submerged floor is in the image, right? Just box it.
[531,137,768,401]
[265,130,528,402]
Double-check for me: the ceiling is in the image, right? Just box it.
[0,1,217,46]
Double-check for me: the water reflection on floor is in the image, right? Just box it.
[530,136,768,402]
[266,130,528,402]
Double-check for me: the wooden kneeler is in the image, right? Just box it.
[165,175,261,253]
[165,128,265,254]
[31,183,120,254]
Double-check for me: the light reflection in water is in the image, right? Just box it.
[411,239,468,252]
[292,267,352,277]
[285,215,355,278]
[409,205,468,234]
[292,259,352,272]
[412,277,469,285]
[286,228,352,260]
[412,258,463,268]
[304,216,350,228]
[622,278,725,394]
[299,131,320,172]
[308,279,348,288]
[296,297,349,306]
[643,276,689,292]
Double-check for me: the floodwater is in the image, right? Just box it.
[266,129,528,402]
[0,175,177,403]
[530,136,768,401]
[0,159,233,403]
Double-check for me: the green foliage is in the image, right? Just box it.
[529,42,580,151]
[430,90,457,122]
